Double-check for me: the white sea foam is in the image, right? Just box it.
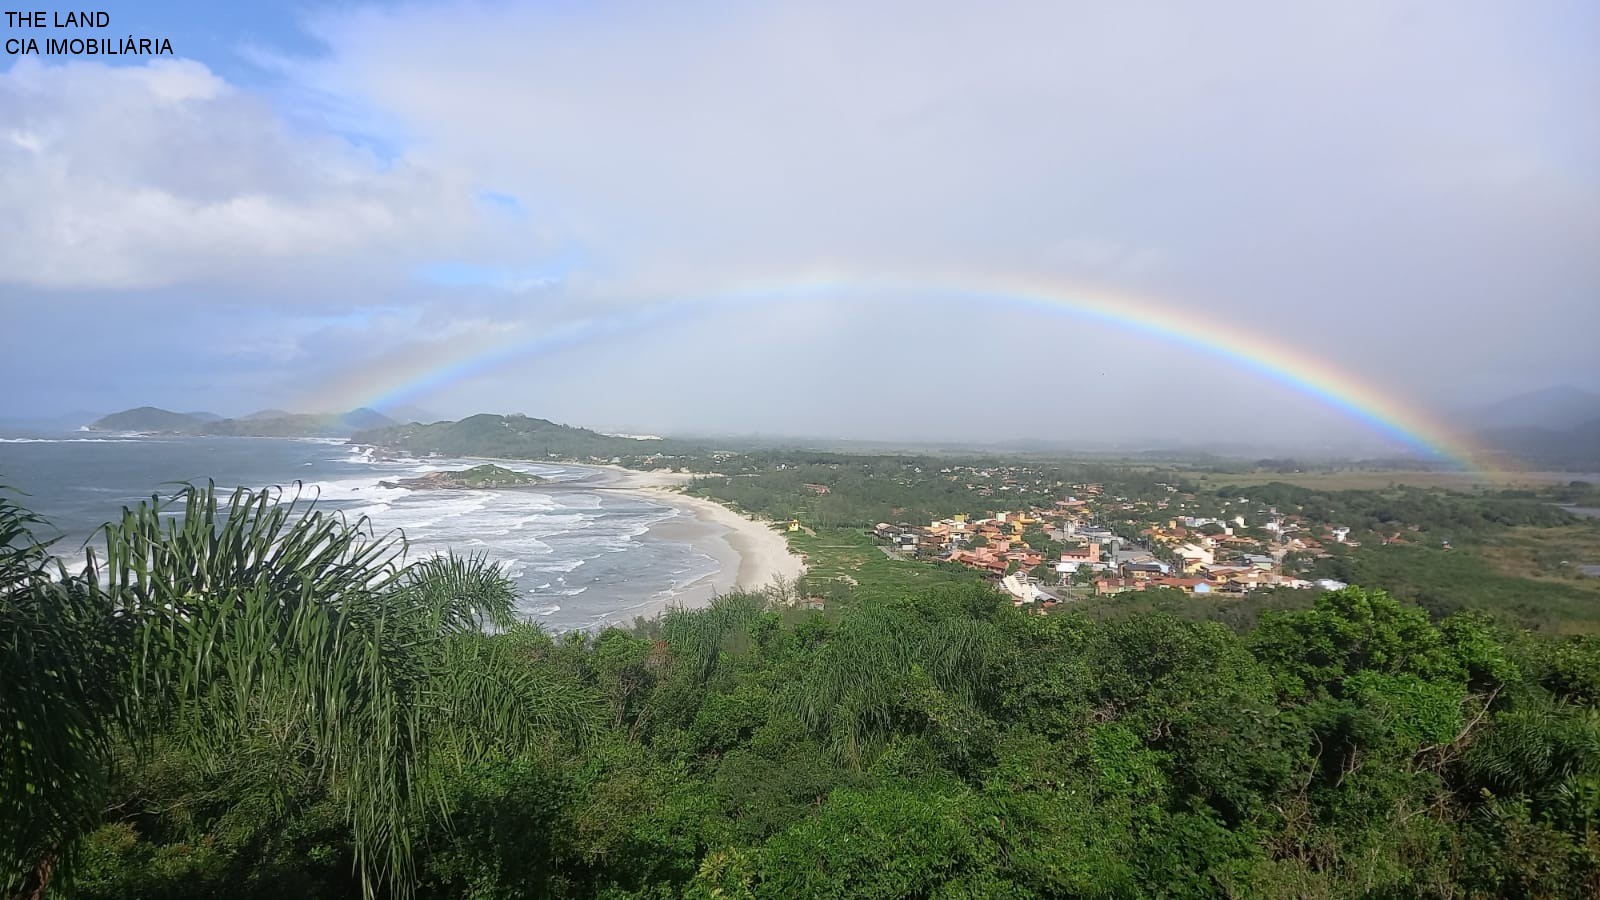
[296,478,409,504]
[0,437,159,443]
[342,503,394,518]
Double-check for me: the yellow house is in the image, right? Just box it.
[787,519,801,532]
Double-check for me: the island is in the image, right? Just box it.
[378,464,546,490]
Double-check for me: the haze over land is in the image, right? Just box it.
[2,1,1596,453]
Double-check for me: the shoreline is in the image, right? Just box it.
[452,455,805,621]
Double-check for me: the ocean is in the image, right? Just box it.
[0,432,721,632]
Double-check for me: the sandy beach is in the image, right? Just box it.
[599,466,805,618]
[460,457,806,621]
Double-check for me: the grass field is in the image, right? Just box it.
[788,527,987,606]
[1477,525,1600,585]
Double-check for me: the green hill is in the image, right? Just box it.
[379,464,546,490]
[88,406,206,432]
[88,406,396,438]
[202,409,397,438]
[352,413,698,461]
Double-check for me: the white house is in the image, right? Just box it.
[1174,543,1214,571]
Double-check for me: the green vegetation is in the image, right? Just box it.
[2,485,584,899]
[1309,545,1600,634]
[381,464,547,490]
[1226,481,1577,539]
[88,406,398,438]
[786,527,989,608]
[353,414,702,464]
[7,435,1597,897]
[7,480,1600,898]
[85,406,210,432]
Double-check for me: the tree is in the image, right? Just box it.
[1,492,122,899]
[1250,587,1458,700]
[2,485,584,899]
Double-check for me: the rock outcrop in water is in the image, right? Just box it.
[379,464,546,490]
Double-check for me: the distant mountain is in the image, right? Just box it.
[352,413,701,461]
[203,409,396,438]
[89,407,206,432]
[1477,418,1600,471]
[1466,386,1600,431]
[340,407,396,431]
[87,407,396,438]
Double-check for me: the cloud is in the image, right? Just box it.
[1,1,1596,442]
[294,1,1598,282]
[285,2,1598,405]
[0,57,496,291]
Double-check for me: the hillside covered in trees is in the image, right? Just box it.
[5,483,1600,898]
[351,413,706,463]
[88,406,399,438]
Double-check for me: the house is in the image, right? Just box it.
[1121,561,1170,580]
[1000,573,1051,604]
[1056,559,1100,575]
[1148,577,1213,594]
[1222,569,1271,590]
[949,549,1009,576]
[1173,543,1214,572]
[1059,542,1100,563]
[1095,577,1136,595]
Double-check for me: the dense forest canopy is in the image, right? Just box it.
[4,470,1600,898]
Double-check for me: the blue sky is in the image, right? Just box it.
[1,1,1596,446]
[6,1,334,80]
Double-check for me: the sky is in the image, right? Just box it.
[2,1,1597,450]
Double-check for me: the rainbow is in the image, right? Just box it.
[314,274,1490,471]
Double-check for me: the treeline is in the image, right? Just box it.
[6,488,1600,897]
[1309,544,1600,632]
[1225,482,1578,540]
[688,462,985,528]
[688,453,1191,529]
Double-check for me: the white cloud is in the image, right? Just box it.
[2,1,1596,437]
[0,58,492,291]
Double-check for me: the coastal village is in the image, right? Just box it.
[867,469,1353,608]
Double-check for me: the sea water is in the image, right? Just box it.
[0,432,719,631]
